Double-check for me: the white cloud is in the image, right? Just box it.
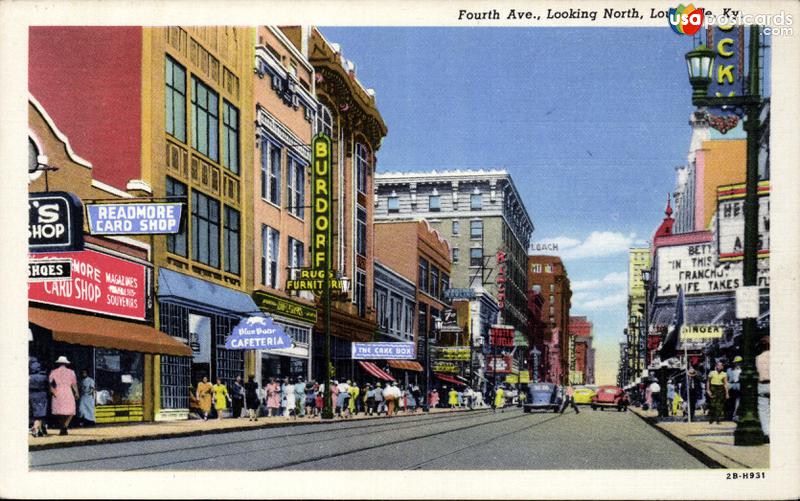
[572,271,627,292]
[534,231,645,260]
[575,291,628,311]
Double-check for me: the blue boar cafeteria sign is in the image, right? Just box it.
[225,315,294,350]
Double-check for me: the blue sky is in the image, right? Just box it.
[320,27,697,384]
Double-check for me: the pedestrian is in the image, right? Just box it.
[374,382,385,415]
[672,390,683,417]
[706,360,729,424]
[232,375,245,419]
[256,381,268,417]
[560,384,579,414]
[305,379,316,418]
[666,381,676,416]
[266,377,281,417]
[285,380,297,420]
[48,356,79,435]
[244,376,259,421]
[383,382,396,417]
[329,380,340,416]
[392,382,402,414]
[77,369,96,427]
[281,377,291,417]
[294,377,306,417]
[649,380,661,414]
[494,385,505,413]
[315,391,324,415]
[412,385,422,413]
[212,378,230,420]
[348,381,359,416]
[682,368,701,421]
[365,384,375,415]
[726,356,742,421]
[756,336,770,443]
[196,377,213,420]
[456,388,463,408]
[406,386,416,413]
[429,388,439,409]
[448,387,458,409]
[517,388,526,410]
[29,359,49,437]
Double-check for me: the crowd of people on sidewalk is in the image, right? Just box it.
[28,355,97,438]
[628,336,770,443]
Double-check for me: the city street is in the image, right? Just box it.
[30,408,705,471]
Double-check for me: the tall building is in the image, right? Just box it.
[527,256,571,384]
[374,169,533,337]
[281,27,388,380]
[30,26,257,421]
[626,247,651,383]
[251,26,319,383]
[569,315,593,385]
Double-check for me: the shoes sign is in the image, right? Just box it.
[29,192,83,253]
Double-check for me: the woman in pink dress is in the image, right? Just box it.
[49,356,78,435]
[265,377,281,417]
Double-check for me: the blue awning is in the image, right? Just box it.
[157,268,259,316]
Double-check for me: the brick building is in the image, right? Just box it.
[527,255,571,384]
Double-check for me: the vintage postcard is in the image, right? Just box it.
[1,0,798,499]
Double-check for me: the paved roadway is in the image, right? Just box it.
[30,407,706,470]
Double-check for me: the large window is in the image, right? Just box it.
[287,156,305,218]
[260,140,282,205]
[376,290,388,329]
[222,101,239,174]
[356,205,367,257]
[356,143,369,194]
[191,190,220,268]
[404,300,414,338]
[470,247,483,267]
[430,266,440,298]
[191,77,219,161]
[441,273,450,301]
[317,103,332,137]
[355,270,367,317]
[388,196,400,213]
[261,225,280,288]
[418,258,429,293]
[165,57,186,142]
[223,206,240,275]
[288,237,304,270]
[470,220,483,239]
[470,192,482,210]
[166,177,187,257]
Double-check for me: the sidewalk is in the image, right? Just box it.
[630,406,769,469]
[28,406,486,451]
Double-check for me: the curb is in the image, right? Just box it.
[29,407,491,452]
[630,409,726,469]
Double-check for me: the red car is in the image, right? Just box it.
[591,385,628,412]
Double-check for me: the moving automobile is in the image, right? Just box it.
[523,383,562,413]
[573,386,596,405]
[591,385,627,411]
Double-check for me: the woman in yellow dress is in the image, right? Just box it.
[494,386,506,413]
[196,376,213,421]
[212,378,231,420]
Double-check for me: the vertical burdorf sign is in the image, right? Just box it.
[312,134,333,281]
[29,192,84,252]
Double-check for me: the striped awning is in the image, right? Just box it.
[358,361,395,381]
[387,360,424,372]
[434,373,466,386]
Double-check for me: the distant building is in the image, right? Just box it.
[528,256,571,384]
[569,316,593,385]
[626,247,651,384]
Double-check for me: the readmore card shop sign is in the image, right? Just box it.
[28,249,146,320]
[87,203,182,235]
[656,243,769,297]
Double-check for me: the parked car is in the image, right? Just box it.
[524,383,562,413]
[573,386,596,405]
[591,385,627,411]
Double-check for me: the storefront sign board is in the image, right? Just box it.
[29,191,83,253]
[225,315,293,350]
[87,202,183,235]
[352,342,416,360]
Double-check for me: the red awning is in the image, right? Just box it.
[387,360,424,372]
[434,373,466,386]
[358,361,395,382]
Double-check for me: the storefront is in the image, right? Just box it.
[28,245,191,424]
[253,290,315,383]
[155,268,260,420]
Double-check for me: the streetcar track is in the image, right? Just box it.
[405,414,563,469]
[255,410,539,471]
[31,410,491,469]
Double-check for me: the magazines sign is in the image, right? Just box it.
[28,249,146,320]
[29,192,83,253]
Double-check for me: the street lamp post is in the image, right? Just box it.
[684,29,765,445]
[424,316,442,412]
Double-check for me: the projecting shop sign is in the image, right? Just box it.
[225,316,293,350]
[29,192,84,253]
[87,203,183,235]
[716,182,770,262]
[352,342,416,360]
[656,243,769,297]
[28,258,72,282]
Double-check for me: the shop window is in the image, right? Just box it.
[223,206,240,275]
[191,76,219,161]
[166,177,187,257]
[94,349,144,407]
[191,190,220,268]
[165,56,186,143]
[222,101,239,174]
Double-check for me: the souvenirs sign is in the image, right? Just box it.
[225,315,293,350]
[87,202,183,235]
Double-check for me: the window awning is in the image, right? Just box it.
[434,373,466,386]
[29,307,192,357]
[387,360,423,372]
[157,268,259,315]
[358,361,395,381]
